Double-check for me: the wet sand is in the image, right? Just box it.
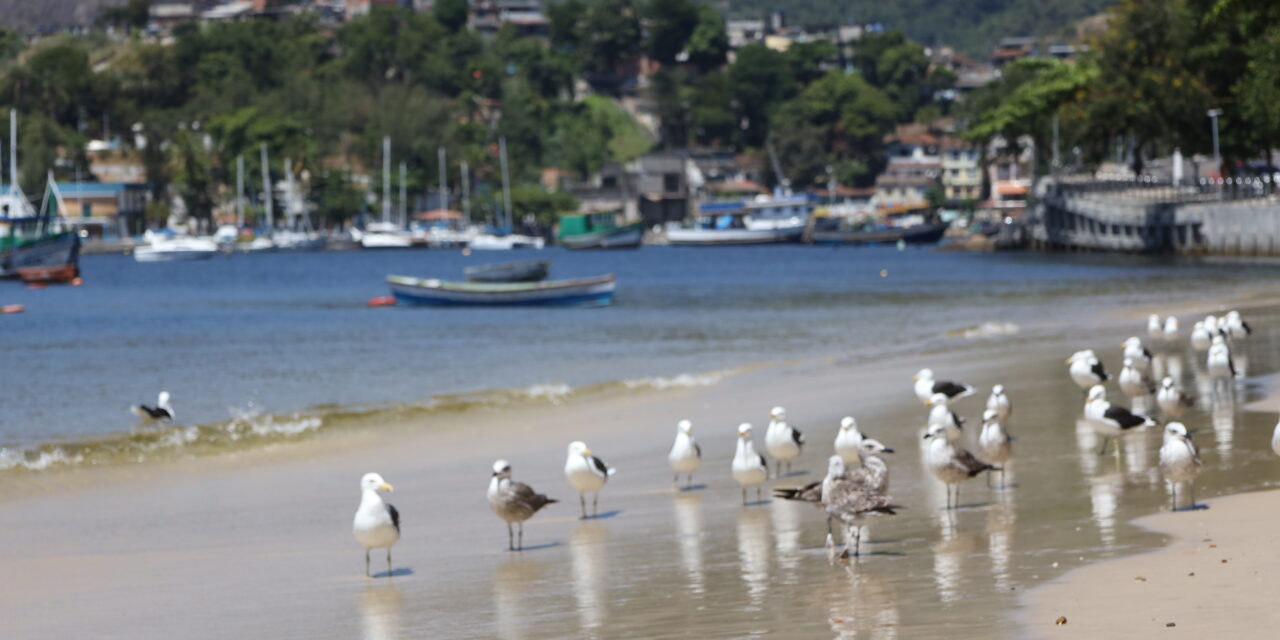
[4,289,1280,638]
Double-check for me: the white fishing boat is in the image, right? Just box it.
[133,231,219,262]
[667,195,810,245]
[355,221,413,249]
[467,233,545,250]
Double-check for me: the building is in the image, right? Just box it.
[54,182,149,238]
[986,135,1034,215]
[873,161,940,209]
[940,136,981,203]
[345,0,409,20]
[469,0,549,37]
[991,36,1037,68]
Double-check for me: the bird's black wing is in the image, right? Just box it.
[1228,353,1236,377]
[1242,321,1253,334]
[512,482,557,510]
[1091,361,1109,381]
[933,381,972,398]
[1104,406,1150,430]
[952,411,965,426]
[590,455,610,476]
[155,408,172,420]
[790,427,804,447]
[693,442,701,458]
[386,502,400,532]
[953,447,995,477]
[1142,348,1153,360]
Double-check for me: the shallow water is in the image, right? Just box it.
[3,246,1279,469]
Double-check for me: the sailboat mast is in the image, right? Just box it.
[460,161,471,225]
[283,157,292,228]
[236,154,244,228]
[499,136,512,230]
[437,146,446,211]
[381,136,391,224]
[260,143,272,230]
[9,109,17,191]
[399,162,407,228]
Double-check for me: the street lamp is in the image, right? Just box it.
[1207,108,1223,171]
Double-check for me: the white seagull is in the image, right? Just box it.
[1204,315,1224,339]
[913,369,976,405]
[1122,337,1153,373]
[1224,310,1252,341]
[833,416,864,465]
[978,409,1012,488]
[732,423,769,505]
[1147,314,1163,340]
[1190,321,1212,351]
[927,393,965,442]
[1158,422,1202,511]
[1272,417,1280,457]
[1118,357,1156,399]
[923,422,997,509]
[1067,350,1109,390]
[1162,316,1179,343]
[565,441,615,519]
[986,384,1011,422]
[668,419,701,489]
[764,406,804,477]
[1206,335,1236,382]
[353,472,400,577]
[1156,377,1194,418]
[1084,385,1156,455]
[488,460,557,551]
[131,391,174,423]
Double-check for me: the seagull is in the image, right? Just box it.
[488,460,557,551]
[667,419,701,489]
[1122,337,1153,373]
[1147,314,1163,340]
[833,416,864,465]
[1118,357,1156,398]
[927,393,964,442]
[923,422,997,509]
[353,472,400,577]
[1204,315,1225,339]
[1162,316,1179,343]
[764,406,804,477]
[1190,321,1212,351]
[1084,385,1156,455]
[1067,350,1109,390]
[777,440,895,506]
[732,423,769,505]
[1207,335,1236,382]
[1156,377,1194,418]
[1158,422,1202,511]
[1272,417,1280,457]
[825,475,898,558]
[986,384,1011,422]
[913,369,976,405]
[131,391,174,423]
[978,409,1012,488]
[565,441,615,519]
[774,455,848,534]
[1224,310,1252,340]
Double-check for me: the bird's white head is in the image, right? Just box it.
[1148,313,1160,324]
[1161,377,1175,389]
[737,422,753,438]
[914,368,934,382]
[1211,335,1225,346]
[1193,321,1205,330]
[860,438,893,454]
[568,441,592,457]
[839,416,856,431]
[923,423,947,440]
[1087,385,1107,401]
[677,419,693,435]
[983,409,999,423]
[992,384,1005,395]
[1164,422,1189,438]
[928,393,949,407]
[769,406,786,421]
[361,472,393,493]
[1067,350,1094,364]
[826,455,845,476]
[1122,337,1141,349]
[158,391,171,408]
[492,459,512,478]
[1227,310,1241,321]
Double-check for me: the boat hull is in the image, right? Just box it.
[809,222,949,245]
[559,223,644,250]
[134,247,218,262]
[666,225,804,246]
[464,260,550,283]
[388,274,615,307]
[0,232,81,278]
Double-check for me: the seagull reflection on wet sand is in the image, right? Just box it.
[358,583,403,640]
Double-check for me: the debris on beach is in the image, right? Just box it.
[1055,616,1068,625]
[1134,576,1147,582]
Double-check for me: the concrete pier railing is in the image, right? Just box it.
[1031,176,1280,255]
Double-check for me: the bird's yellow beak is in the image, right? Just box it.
[581,448,592,457]
[912,374,919,381]
[380,482,394,492]
[1064,357,1073,364]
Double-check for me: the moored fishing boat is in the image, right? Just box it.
[557,212,644,249]
[387,273,615,307]
[464,260,550,283]
[667,195,810,246]
[133,231,220,262]
[806,206,949,245]
[1,112,81,280]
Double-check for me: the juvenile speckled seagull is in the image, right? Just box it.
[986,384,1011,422]
[565,441,615,519]
[131,391,174,423]
[774,455,848,534]
[1156,377,1194,418]
[1158,422,1202,511]
[833,416,864,465]
[764,406,804,477]
[913,369,976,405]
[668,419,701,489]
[1118,357,1156,399]
[923,422,997,509]
[927,393,965,442]
[488,460,557,551]
[1084,385,1156,456]
[978,409,1012,488]
[1122,337,1153,373]
[732,423,769,505]
[353,472,400,577]
[825,465,898,558]
[1067,350,1109,390]
[1206,335,1236,382]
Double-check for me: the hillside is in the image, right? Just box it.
[0,0,123,31]
[727,0,1114,55]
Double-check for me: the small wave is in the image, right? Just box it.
[0,446,85,471]
[948,321,1021,340]
[623,372,726,390]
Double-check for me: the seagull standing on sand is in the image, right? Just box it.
[1204,315,1225,339]
[833,416,864,464]
[667,420,701,489]
[913,369,976,405]
[1122,337,1153,373]
[1156,377,1194,418]
[852,438,894,494]
[774,455,848,534]
[353,472,400,577]
[488,460,557,551]
[825,465,898,558]
[978,409,1012,488]
[732,423,769,505]
[923,422,996,510]
[1224,310,1252,341]
[1190,321,1212,352]
[1067,350,1109,390]
[927,393,965,441]
[1207,335,1236,383]
[764,406,804,477]
[1118,358,1156,399]
[1084,385,1156,455]
[1163,316,1179,343]
[1158,422,1202,511]
[986,385,1011,422]
[1147,314,1163,340]
[565,441,615,519]
[131,391,174,423]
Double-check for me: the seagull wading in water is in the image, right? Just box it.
[927,393,965,442]
[1122,337,1153,374]
[978,409,1012,488]
[913,369,976,405]
[1067,350,1109,391]
[776,441,894,533]
[667,419,701,489]
[1207,335,1236,385]
[1156,377,1194,418]
[565,441,615,519]
[732,423,769,505]
[1190,321,1212,352]
[764,406,804,477]
[923,422,997,509]
[824,459,899,558]
[1158,422,1202,511]
[131,391,174,423]
[833,416,864,465]
[1118,357,1156,399]
[1084,385,1156,456]
[1224,310,1252,340]
[1147,314,1163,340]
[986,384,1011,422]
[353,472,399,577]
[488,460,557,551]
[1163,316,1179,343]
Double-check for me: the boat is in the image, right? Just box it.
[0,112,81,280]
[133,231,220,262]
[557,212,644,249]
[355,221,413,249]
[806,206,950,245]
[387,273,616,307]
[468,233,545,250]
[464,260,550,283]
[668,195,810,246]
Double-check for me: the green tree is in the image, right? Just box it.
[434,0,469,33]
[769,71,897,188]
[581,0,641,91]
[686,4,729,72]
[728,44,797,147]
[642,0,699,66]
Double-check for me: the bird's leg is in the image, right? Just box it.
[1097,437,1109,457]
[673,473,679,488]
[987,472,992,489]
[579,492,587,519]
[955,486,961,510]
[756,485,763,502]
[507,522,514,551]
[518,523,524,551]
[386,548,392,577]
[687,473,694,490]
[1190,485,1195,509]
[854,527,862,558]
[592,492,599,517]
[365,549,371,577]
[1170,483,1176,512]
[826,516,833,537]
[742,487,747,506]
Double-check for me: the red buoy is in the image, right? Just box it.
[367,296,397,308]
[2,304,24,314]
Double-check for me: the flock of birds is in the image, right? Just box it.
[127,308,1280,575]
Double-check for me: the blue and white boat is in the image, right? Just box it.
[667,194,811,245]
[387,273,615,307]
